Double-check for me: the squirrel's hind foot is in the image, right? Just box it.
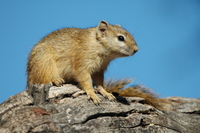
[52,78,65,87]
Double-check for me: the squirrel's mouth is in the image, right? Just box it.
[120,47,138,56]
[113,49,136,57]
[110,44,138,57]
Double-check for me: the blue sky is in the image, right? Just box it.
[0,1,200,103]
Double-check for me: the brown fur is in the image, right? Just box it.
[27,20,138,104]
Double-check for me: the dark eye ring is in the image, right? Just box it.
[118,35,125,41]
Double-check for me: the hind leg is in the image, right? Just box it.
[27,43,64,104]
[27,43,64,86]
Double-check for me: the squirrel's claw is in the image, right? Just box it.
[97,87,116,101]
[52,78,65,87]
[87,92,101,105]
[105,93,116,101]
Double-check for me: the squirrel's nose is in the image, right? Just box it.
[134,49,138,54]
[134,46,138,53]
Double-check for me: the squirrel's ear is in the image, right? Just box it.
[116,24,121,27]
[97,20,109,37]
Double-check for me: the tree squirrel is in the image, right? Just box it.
[27,20,138,105]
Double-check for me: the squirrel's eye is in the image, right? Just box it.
[118,35,125,41]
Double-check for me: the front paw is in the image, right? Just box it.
[105,92,116,101]
[87,91,101,105]
[97,87,116,101]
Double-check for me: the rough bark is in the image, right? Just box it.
[0,84,199,133]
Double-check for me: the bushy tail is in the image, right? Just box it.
[104,79,167,110]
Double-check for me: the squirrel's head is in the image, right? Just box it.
[96,20,138,57]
